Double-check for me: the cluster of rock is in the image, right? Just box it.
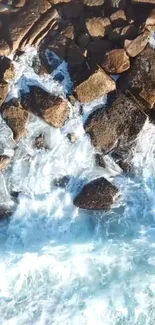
[0,0,155,216]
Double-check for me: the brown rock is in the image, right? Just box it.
[76,69,116,103]
[86,17,111,37]
[85,91,147,152]
[0,156,11,170]
[109,0,127,8]
[49,0,71,3]
[73,177,118,210]
[61,25,75,40]
[20,8,59,49]
[124,30,150,57]
[21,86,70,128]
[110,9,127,27]
[62,1,84,18]
[102,49,130,74]
[145,9,155,27]
[0,82,9,106]
[131,0,155,3]
[1,99,29,142]
[82,0,105,5]
[0,0,51,55]
[88,40,113,65]
[119,45,155,109]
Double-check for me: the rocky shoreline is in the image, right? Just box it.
[0,0,155,217]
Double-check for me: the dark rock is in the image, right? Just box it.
[85,91,147,153]
[54,175,70,188]
[119,45,155,109]
[95,153,106,168]
[0,57,15,81]
[73,177,118,210]
[21,86,70,128]
[88,39,113,66]
[62,1,84,18]
[33,134,49,150]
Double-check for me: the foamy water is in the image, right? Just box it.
[0,48,155,325]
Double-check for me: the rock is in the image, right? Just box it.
[86,17,111,37]
[20,8,59,49]
[95,153,106,168]
[109,0,127,8]
[0,57,15,81]
[131,0,155,3]
[0,204,15,220]
[76,69,116,103]
[33,134,49,150]
[102,49,130,74]
[85,91,147,153]
[67,41,86,67]
[110,9,127,27]
[49,0,71,3]
[40,34,69,65]
[61,24,75,40]
[119,45,155,109]
[1,99,29,142]
[0,156,11,170]
[145,9,155,27]
[21,86,70,128]
[124,30,150,57]
[82,0,105,6]
[54,175,70,188]
[0,0,51,55]
[73,177,118,210]
[0,82,8,105]
[88,39,113,65]
[62,1,84,18]
[108,25,137,43]
[78,33,90,47]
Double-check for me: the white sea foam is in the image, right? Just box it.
[0,49,155,325]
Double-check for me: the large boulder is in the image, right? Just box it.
[75,69,116,103]
[119,45,155,109]
[1,99,29,142]
[102,49,130,74]
[21,86,70,128]
[85,91,147,153]
[124,30,150,57]
[74,177,118,210]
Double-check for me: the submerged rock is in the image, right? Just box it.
[0,156,12,170]
[21,86,70,128]
[85,91,147,153]
[0,81,8,105]
[76,69,116,103]
[74,177,118,210]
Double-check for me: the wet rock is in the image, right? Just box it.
[88,39,113,65]
[33,134,49,150]
[86,17,111,37]
[85,91,147,152]
[40,34,69,66]
[62,1,84,18]
[73,177,118,210]
[76,69,116,103]
[110,9,127,27]
[95,153,106,168]
[102,49,130,74]
[1,99,29,142]
[119,45,155,109]
[0,82,8,105]
[21,86,70,128]
[54,175,70,188]
[0,57,15,81]
[0,204,15,220]
[0,156,11,170]
[124,30,150,57]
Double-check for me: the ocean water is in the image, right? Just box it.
[0,47,155,325]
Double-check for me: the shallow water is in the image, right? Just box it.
[0,48,155,325]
